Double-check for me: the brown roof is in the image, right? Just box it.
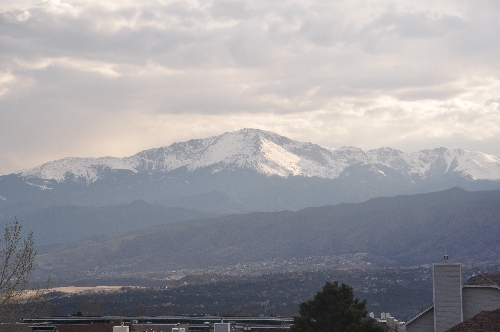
[446,307,500,332]
[465,274,500,287]
[0,324,32,332]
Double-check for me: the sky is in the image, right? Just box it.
[1,0,500,175]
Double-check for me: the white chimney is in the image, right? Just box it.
[433,262,463,332]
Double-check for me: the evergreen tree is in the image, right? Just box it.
[291,281,383,332]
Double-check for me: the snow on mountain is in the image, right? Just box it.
[17,128,500,183]
[366,147,500,180]
[20,156,136,183]
[443,150,500,180]
[131,129,342,178]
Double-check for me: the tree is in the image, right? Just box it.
[291,281,383,332]
[79,300,104,316]
[132,305,149,317]
[113,305,129,317]
[0,218,40,322]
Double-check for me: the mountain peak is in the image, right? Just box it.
[13,129,500,184]
[135,127,332,177]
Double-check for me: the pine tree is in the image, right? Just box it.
[291,281,383,332]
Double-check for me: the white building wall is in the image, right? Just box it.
[406,307,434,332]
[433,264,462,332]
[462,286,500,320]
[113,326,129,332]
[214,323,230,332]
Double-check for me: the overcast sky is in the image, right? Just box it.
[1,0,500,175]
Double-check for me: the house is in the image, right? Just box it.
[404,261,500,332]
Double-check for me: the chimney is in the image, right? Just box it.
[433,259,462,332]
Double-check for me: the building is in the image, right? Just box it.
[24,316,292,332]
[213,323,230,332]
[445,307,500,332]
[404,261,500,332]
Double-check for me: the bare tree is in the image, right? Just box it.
[0,218,37,322]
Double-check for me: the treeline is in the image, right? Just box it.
[46,267,436,320]
[46,264,500,320]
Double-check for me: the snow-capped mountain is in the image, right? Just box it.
[1,128,500,215]
[18,128,500,183]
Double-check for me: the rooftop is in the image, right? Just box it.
[464,274,500,287]
[446,307,500,332]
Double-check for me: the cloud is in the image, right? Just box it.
[0,0,500,174]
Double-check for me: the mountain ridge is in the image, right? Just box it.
[16,128,500,184]
[35,187,500,278]
[3,200,217,246]
[2,128,500,214]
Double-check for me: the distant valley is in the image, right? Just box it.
[42,263,500,320]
